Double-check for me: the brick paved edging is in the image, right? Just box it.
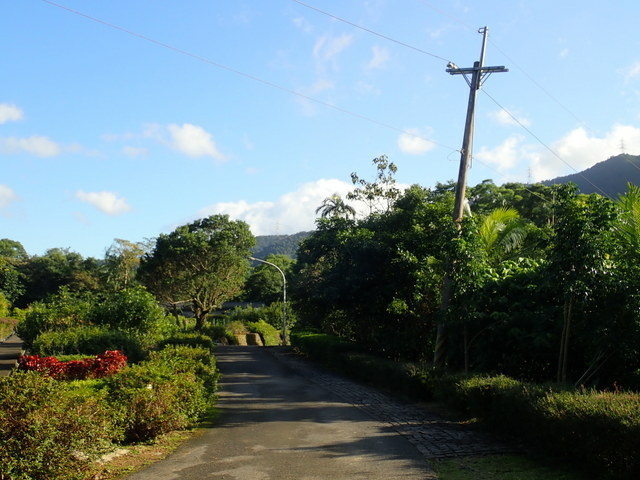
[268,347,521,460]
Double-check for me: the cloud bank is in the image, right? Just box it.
[76,190,132,216]
[197,178,356,235]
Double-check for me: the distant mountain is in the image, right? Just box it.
[252,231,312,260]
[542,153,640,198]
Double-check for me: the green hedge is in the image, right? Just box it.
[30,325,146,362]
[246,320,281,346]
[156,332,215,352]
[0,372,120,480]
[291,330,640,479]
[1,334,221,478]
[104,343,219,443]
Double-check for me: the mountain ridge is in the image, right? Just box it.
[541,153,640,197]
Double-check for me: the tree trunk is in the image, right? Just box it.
[433,270,452,369]
[557,294,574,383]
[463,325,469,374]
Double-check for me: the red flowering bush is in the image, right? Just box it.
[18,350,127,380]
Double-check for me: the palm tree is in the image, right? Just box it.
[614,182,640,259]
[315,194,356,219]
[478,207,527,264]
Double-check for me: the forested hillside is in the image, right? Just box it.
[252,232,311,259]
[542,153,640,197]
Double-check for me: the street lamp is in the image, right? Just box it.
[248,256,287,346]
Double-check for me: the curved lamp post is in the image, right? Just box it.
[248,256,287,345]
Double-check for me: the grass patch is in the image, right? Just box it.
[91,429,194,479]
[91,406,221,479]
[432,454,587,480]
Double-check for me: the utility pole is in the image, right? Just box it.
[432,27,508,369]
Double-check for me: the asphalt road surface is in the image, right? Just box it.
[124,346,435,480]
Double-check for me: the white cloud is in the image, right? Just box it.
[75,190,132,216]
[122,146,148,157]
[167,123,226,161]
[476,135,524,172]
[479,124,640,182]
[398,128,437,155]
[293,16,313,34]
[197,178,359,235]
[367,45,389,70]
[313,34,353,62]
[0,104,23,124]
[489,109,531,127]
[0,185,17,210]
[532,124,640,180]
[302,78,334,96]
[0,135,62,157]
[623,61,640,83]
[559,48,569,59]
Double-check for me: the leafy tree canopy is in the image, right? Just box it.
[139,215,255,330]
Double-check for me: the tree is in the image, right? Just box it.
[478,207,527,264]
[244,254,295,304]
[348,155,401,214]
[548,186,618,383]
[0,238,28,261]
[103,239,145,291]
[0,258,25,304]
[138,215,255,330]
[614,182,640,259]
[16,248,101,307]
[315,194,356,219]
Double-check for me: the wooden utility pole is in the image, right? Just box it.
[432,27,508,369]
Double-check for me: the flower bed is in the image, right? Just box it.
[18,350,127,380]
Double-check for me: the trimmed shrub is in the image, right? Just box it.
[292,331,434,399]
[0,372,120,480]
[148,344,220,394]
[225,320,248,336]
[157,332,215,352]
[531,390,640,478]
[204,324,236,345]
[30,325,145,362]
[291,330,360,366]
[104,345,217,443]
[246,319,281,346]
[89,286,166,332]
[292,330,640,478]
[18,350,127,380]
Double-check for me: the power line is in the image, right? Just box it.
[487,40,584,126]
[289,0,453,64]
[411,1,640,181]
[290,1,622,193]
[40,0,459,154]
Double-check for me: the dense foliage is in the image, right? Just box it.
[1,337,220,479]
[292,178,640,389]
[138,214,255,330]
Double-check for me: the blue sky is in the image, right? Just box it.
[2,0,640,259]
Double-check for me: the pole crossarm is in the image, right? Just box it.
[447,65,508,89]
[446,65,508,75]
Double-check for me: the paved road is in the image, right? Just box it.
[125,346,436,480]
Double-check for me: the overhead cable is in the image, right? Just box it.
[41,0,458,153]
